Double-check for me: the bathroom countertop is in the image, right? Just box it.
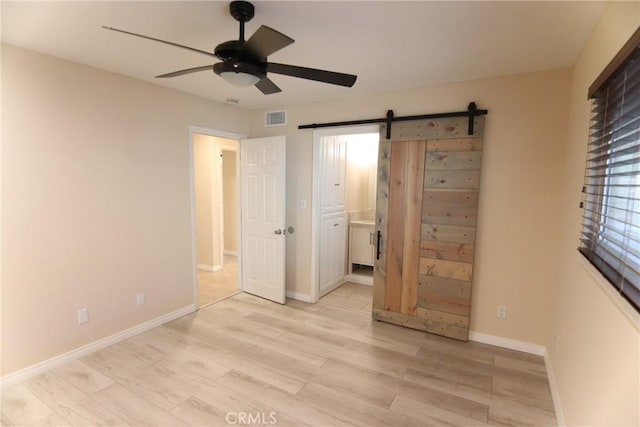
[350,220,375,227]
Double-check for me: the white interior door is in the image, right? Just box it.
[240,136,286,304]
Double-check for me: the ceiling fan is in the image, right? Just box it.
[103,0,357,95]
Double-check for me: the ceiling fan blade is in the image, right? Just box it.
[255,78,282,95]
[102,26,218,59]
[156,65,215,78]
[240,25,294,59]
[267,63,357,87]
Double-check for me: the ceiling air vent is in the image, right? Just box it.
[265,110,287,127]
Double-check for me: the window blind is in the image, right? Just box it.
[580,39,640,312]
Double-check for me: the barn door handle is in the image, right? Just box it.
[376,230,382,260]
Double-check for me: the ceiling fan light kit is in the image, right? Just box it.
[214,61,265,86]
[103,0,357,95]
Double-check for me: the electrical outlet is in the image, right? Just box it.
[497,305,507,319]
[136,292,145,306]
[556,335,561,351]
[300,199,307,210]
[77,308,89,324]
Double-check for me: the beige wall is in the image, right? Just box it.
[251,67,571,346]
[1,45,250,375]
[346,134,379,213]
[194,134,216,268]
[547,3,640,425]
[345,147,370,213]
[222,149,238,254]
[194,135,237,268]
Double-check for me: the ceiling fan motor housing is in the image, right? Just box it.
[214,61,266,82]
[214,40,245,60]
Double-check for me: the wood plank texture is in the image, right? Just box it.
[427,137,483,152]
[374,114,483,342]
[1,286,555,427]
[420,258,474,281]
[418,276,472,316]
[420,241,475,263]
[384,141,408,312]
[417,307,470,328]
[426,151,482,170]
[373,141,391,310]
[382,117,485,141]
[421,223,476,244]
[373,308,469,341]
[424,189,479,207]
[418,131,482,341]
[422,204,477,226]
[424,170,481,189]
[400,140,426,315]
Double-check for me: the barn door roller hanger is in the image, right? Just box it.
[298,102,488,139]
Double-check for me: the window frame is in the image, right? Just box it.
[579,26,640,313]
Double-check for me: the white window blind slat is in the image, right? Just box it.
[580,42,640,312]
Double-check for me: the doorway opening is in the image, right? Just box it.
[310,125,380,303]
[190,127,243,308]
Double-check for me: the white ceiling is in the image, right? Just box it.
[1,1,607,110]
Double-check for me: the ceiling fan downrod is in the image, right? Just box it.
[229,0,255,42]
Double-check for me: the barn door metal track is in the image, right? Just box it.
[298,102,488,139]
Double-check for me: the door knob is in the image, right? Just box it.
[275,227,294,235]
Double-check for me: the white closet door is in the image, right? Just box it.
[331,212,347,284]
[320,136,347,214]
[333,137,347,212]
[319,213,336,293]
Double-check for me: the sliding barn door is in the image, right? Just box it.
[372,117,485,341]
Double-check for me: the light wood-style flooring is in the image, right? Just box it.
[1,283,556,426]
[198,255,239,307]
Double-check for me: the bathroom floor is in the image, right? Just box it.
[317,282,373,313]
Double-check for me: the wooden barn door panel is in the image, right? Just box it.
[372,117,484,341]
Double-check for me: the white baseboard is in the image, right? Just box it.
[346,274,373,286]
[468,331,546,356]
[544,350,565,426]
[469,332,562,424]
[0,304,196,388]
[286,290,313,303]
[198,264,222,272]
[223,250,238,257]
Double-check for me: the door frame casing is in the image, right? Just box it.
[310,125,380,303]
[189,125,245,308]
